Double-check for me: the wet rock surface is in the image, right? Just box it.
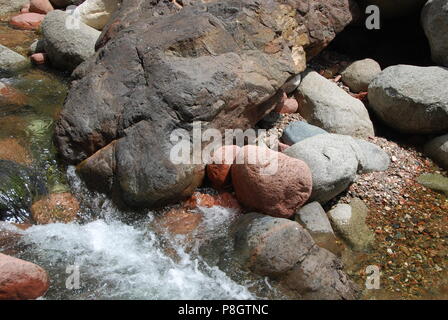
[55,0,356,208]
[232,213,360,299]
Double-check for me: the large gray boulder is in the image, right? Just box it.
[285,134,389,203]
[424,133,448,170]
[0,0,28,14]
[341,58,381,93]
[0,45,30,75]
[297,70,374,138]
[368,65,448,134]
[422,0,448,67]
[232,213,360,300]
[55,0,357,208]
[41,10,100,71]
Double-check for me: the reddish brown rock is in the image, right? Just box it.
[10,13,45,30]
[231,145,313,218]
[185,192,242,212]
[275,96,299,114]
[30,0,54,14]
[206,145,241,190]
[30,53,47,65]
[0,82,27,107]
[0,138,32,165]
[0,253,49,300]
[156,208,203,236]
[31,193,80,224]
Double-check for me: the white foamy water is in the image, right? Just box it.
[18,218,255,300]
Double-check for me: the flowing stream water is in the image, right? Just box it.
[0,16,286,300]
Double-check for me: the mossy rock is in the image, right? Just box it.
[417,173,448,197]
[0,160,47,222]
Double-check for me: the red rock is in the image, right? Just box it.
[185,191,242,212]
[30,53,47,65]
[206,145,240,189]
[156,208,203,236]
[29,0,53,14]
[31,193,80,224]
[278,142,290,153]
[0,82,27,106]
[275,97,299,114]
[0,253,49,300]
[231,145,312,218]
[9,13,45,30]
[0,138,32,165]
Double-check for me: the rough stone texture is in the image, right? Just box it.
[0,253,49,300]
[341,58,381,93]
[285,134,389,203]
[0,0,29,14]
[0,45,30,74]
[422,0,448,67]
[206,145,241,190]
[297,70,374,138]
[424,133,448,170]
[0,138,32,165]
[232,212,360,299]
[30,0,54,14]
[281,121,328,145]
[74,0,120,30]
[10,13,45,30]
[55,0,355,208]
[231,145,312,218]
[280,246,359,299]
[31,192,80,224]
[352,138,390,173]
[368,65,448,134]
[296,201,334,234]
[41,10,101,71]
[328,198,375,251]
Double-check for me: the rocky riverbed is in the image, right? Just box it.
[0,0,447,300]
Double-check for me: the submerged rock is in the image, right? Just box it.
[232,213,360,299]
[0,45,30,75]
[31,192,80,224]
[41,10,100,71]
[55,0,356,208]
[417,173,448,197]
[0,160,47,222]
[328,198,375,252]
[0,253,49,300]
[297,70,374,138]
[368,65,448,134]
[0,138,32,165]
[231,145,312,218]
